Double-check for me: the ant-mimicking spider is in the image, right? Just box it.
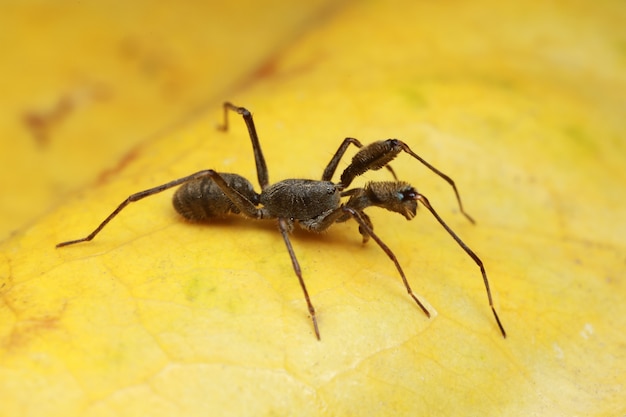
[57,102,506,340]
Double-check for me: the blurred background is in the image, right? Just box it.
[0,0,339,240]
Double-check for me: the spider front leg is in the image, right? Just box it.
[338,187,373,243]
[415,194,506,338]
[342,181,505,338]
[342,207,431,318]
[322,137,398,184]
[340,139,475,224]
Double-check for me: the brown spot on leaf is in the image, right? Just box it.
[3,314,62,352]
[95,146,141,186]
[22,82,112,147]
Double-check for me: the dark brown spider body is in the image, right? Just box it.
[173,173,259,221]
[56,102,506,341]
[260,179,340,221]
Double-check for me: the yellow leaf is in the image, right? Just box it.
[2,1,625,416]
[0,0,336,241]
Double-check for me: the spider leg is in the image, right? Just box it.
[398,140,475,224]
[355,211,373,244]
[322,137,363,181]
[56,170,263,247]
[277,218,321,340]
[331,198,373,244]
[342,206,431,318]
[415,194,506,338]
[322,137,397,183]
[217,102,269,190]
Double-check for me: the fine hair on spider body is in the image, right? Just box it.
[57,102,506,340]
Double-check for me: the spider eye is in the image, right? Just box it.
[400,187,418,201]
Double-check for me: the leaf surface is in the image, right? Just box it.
[1,1,625,416]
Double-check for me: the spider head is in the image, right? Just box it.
[367,181,419,220]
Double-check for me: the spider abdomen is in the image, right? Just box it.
[173,173,259,221]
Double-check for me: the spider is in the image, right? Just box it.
[57,102,506,340]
